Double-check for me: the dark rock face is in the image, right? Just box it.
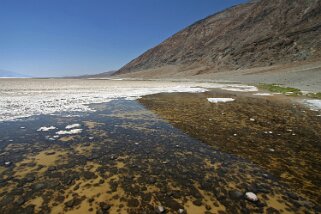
[116,0,321,76]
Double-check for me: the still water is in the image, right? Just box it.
[0,79,320,213]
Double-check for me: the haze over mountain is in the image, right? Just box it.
[64,70,117,79]
[114,0,321,78]
[0,70,30,78]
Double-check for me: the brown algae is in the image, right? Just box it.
[139,90,321,206]
[0,95,320,213]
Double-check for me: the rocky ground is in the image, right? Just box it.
[140,89,321,206]
[0,94,320,213]
[0,88,320,213]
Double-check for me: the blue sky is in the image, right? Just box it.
[0,0,246,77]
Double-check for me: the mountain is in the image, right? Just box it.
[114,0,321,78]
[83,70,117,78]
[0,70,29,78]
[63,70,117,79]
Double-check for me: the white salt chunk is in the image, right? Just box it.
[65,123,81,129]
[56,129,82,135]
[4,161,11,166]
[37,126,57,132]
[207,98,235,103]
[253,93,272,96]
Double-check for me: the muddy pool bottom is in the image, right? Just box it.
[0,91,320,214]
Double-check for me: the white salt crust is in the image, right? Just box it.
[56,129,83,135]
[303,99,321,110]
[37,126,57,132]
[65,124,81,129]
[207,98,235,103]
[0,80,258,121]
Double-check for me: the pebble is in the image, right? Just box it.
[156,206,165,213]
[193,199,202,206]
[45,136,56,141]
[16,197,25,205]
[268,148,275,152]
[178,208,185,213]
[34,183,45,191]
[4,161,12,167]
[83,142,90,147]
[148,177,156,184]
[127,198,139,207]
[65,199,74,207]
[99,202,111,211]
[266,207,280,213]
[229,190,243,200]
[250,118,255,121]
[245,192,258,202]
[287,192,299,200]
[26,175,35,182]
[45,151,56,155]
[89,137,94,140]
[48,166,57,171]
[314,205,321,212]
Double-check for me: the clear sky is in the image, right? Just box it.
[0,0,246,77]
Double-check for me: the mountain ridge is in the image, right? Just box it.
[114,0,321,77]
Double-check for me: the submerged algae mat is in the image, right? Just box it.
[140,90,321,207]
[0,99,319,214]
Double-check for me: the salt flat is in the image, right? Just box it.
[0,79,258,121]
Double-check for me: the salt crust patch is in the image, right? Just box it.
[56,129,83,135]
[253,93,273,96]
[65,124,81,129]
[0,81,257,121]
[219,85,258,92]
[37,126,57,132]
[207,98,235,103]
[303,99,321,110]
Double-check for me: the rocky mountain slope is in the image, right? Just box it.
[115,0,321,77]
